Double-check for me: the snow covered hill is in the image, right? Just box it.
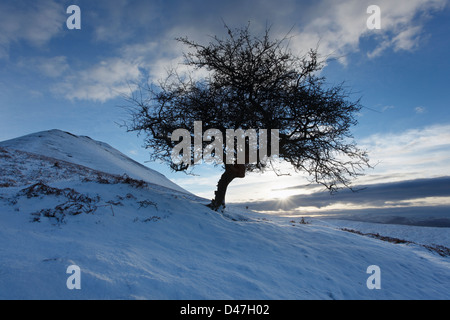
[0,130,449,300]
[0,129,188,194]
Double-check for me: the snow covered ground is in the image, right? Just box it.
[0,130,449,300]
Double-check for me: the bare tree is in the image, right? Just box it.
[124,24,371,211]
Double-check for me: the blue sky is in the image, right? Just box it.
[1,0,450,219]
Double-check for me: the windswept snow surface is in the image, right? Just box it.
[0,131,449,300]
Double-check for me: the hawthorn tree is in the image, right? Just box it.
[125,25,370,211]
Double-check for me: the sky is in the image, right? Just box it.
[0,0,449,221]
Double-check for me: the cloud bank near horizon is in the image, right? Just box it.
[237,176,450,227]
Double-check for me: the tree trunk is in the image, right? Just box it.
[208,164,245,211]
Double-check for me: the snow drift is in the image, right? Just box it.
[0,130,449,300]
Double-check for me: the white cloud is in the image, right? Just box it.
[415,106,427,114]
[283,0,447,61]
[37,56,70,78]
[146,0,447,74]
[88,0,161,43]
[218,123,450,203]
[46,0,447,101]
[120,0,448,90]
[53,37,211,101]
[18,56,69,78]
[53,58,143,102]
[392,26,423,51]
[382,105,395,112]
[364,0,446,57]
[0,0,65,59]
[359,123,450,183]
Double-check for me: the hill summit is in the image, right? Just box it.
[0,129,188,193]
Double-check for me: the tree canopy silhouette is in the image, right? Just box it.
[125,24,370,211]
